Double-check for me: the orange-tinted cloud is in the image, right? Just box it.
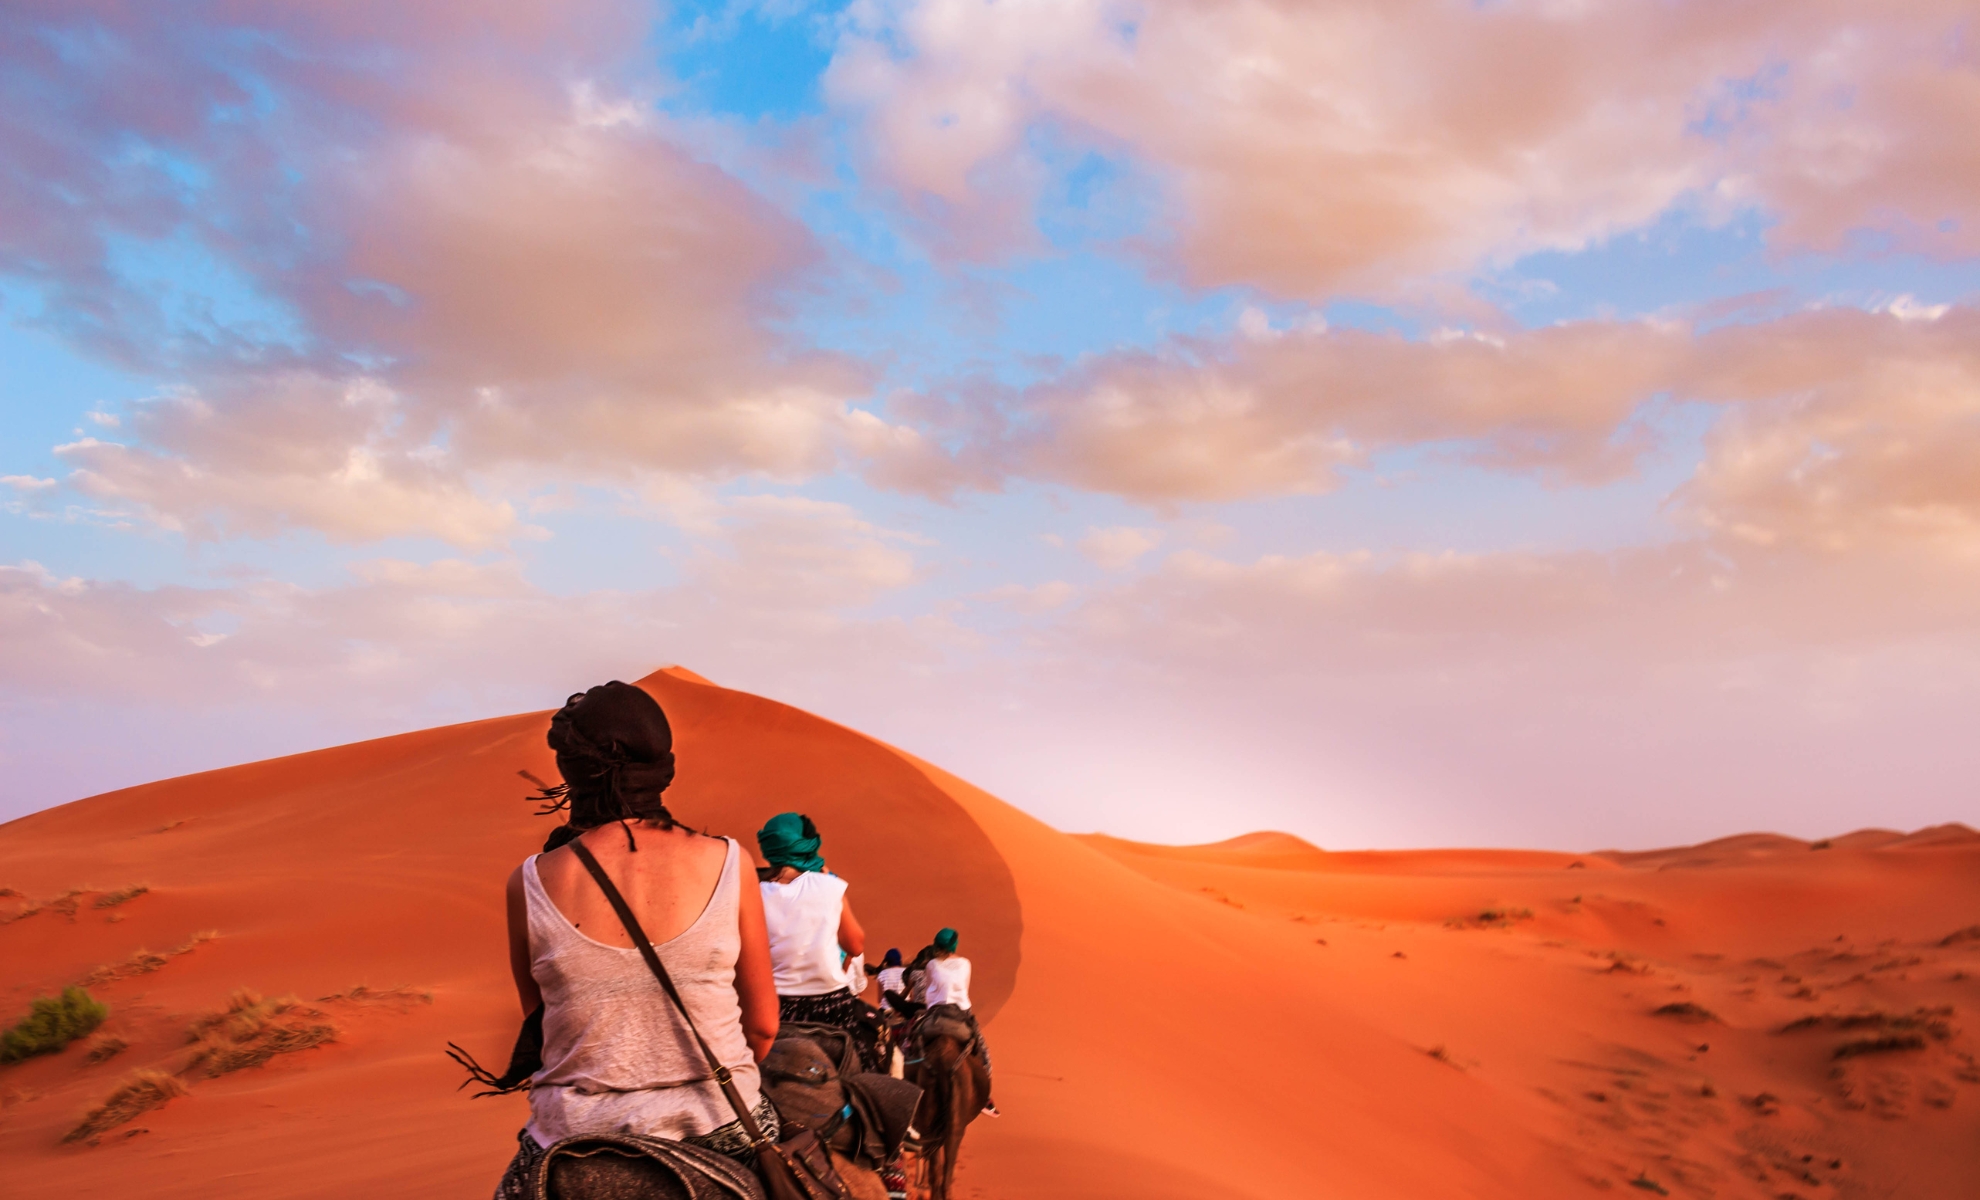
[1007,316,1688,500]
[2,0,896,542]
[832,0,1979,291]
[1677,304,1980,553]
[978,304,1980,570]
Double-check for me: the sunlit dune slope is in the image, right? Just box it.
[4,669,1977,1199]
[1078,823,1980,1198]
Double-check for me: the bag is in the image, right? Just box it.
[565,840,855,1200]
[760,1036,850,1147]
[762,1027,923,1168]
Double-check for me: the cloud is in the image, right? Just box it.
[920,305,1980,558]
[1076,525,1164,569]
[829,0,1980,293]
[688,494,923,611]
[979,580,1078,613]
[0,0,904,543]
[0,489,937,711]
[48,377,521,547]
[1676,306,1980,554]
[1003,317,1686,500]
[1724,12,1980,259]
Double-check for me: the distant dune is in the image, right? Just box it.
[3,669,1977,1198]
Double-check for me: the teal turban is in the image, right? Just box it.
[758,812,824,873]
[934,927,959,953]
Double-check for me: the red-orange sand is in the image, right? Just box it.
[3,668,1977,1198]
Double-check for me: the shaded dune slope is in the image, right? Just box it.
[4,670,1977,1198]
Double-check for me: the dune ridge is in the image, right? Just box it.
[2,668,1976,1198]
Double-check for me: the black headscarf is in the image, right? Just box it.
[534,681,677,840]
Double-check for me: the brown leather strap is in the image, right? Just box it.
[567,839,775,1154]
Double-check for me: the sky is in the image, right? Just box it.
[4,0,1980,849]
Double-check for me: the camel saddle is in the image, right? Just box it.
[914,1005,975,1049]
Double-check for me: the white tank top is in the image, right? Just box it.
[759,870,853,996]
[522,838,761,1147]
[922,955,972,1010]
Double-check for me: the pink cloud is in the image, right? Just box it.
[830,0,1980,291]
[1,0,900,542]
[1006,317,1688,500]
[1677,306,1980,553]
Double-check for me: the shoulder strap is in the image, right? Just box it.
[567,838,775,1154]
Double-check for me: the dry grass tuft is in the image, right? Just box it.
[1445,906,1536,930]
[76,931,218,989]
[173,930,219,954]
[1,889,86,925]
[1776,1007,1954,1040]
[1833,1034,1928,1060]
[64,1069,187,1143]
[78,950,169,988]
[318,984,434,1006]
[183,990,337,1079]
[83,1033,127,1064]
[1651,1002,1720,1024]
[92,886,149,909]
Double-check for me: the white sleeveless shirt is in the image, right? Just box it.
[522,837,761,1147]
[759,870,857,996]
[922,955,972,1010]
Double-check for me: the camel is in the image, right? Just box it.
[905,1014,989,1200]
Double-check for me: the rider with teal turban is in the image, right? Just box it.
[756,812,825,874]
[755,813,871,1052]
[916,924,995,1115]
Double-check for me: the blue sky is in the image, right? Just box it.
[4,0,1979,848]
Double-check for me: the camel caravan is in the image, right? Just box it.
[449,682,996,1200]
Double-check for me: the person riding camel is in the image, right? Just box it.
[756,812,869,1032]
[874,948,907,1012]
[898,943,936,1014]
[920,927,996,1116]
[482,682,782,1197]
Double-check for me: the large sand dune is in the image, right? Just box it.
[3,669,1976,1198]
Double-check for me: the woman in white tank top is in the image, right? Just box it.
[755,812,869,1034]
[488,683,781,1200]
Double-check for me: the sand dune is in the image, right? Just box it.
[3,669,1976,1198]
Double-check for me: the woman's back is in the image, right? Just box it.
[523,828,760,1146]
[533,824,729,947]
[759,870,853,995]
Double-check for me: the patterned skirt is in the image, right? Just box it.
[777,987,864,1030]
[491,1096,779,1199]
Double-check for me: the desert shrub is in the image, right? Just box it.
[65,1069,186,1143]
[93,886,148,909]
[1,987,109,1063]
[184,990,336,1079]
[1651,1002,1719,1024]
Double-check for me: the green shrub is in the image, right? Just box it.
[1,986,109,1063]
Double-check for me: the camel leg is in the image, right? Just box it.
[940,1128,962,1200]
